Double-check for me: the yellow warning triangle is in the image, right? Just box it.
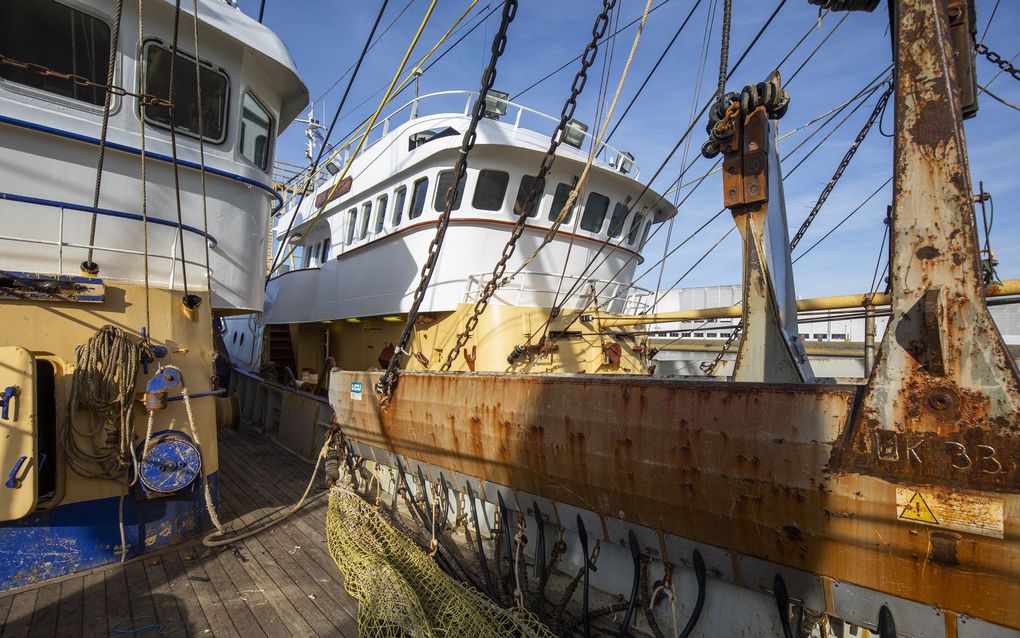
[900,492,939,525]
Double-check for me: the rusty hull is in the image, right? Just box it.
[332,370,1019,630]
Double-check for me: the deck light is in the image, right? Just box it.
[483,90,509,119]
[324,162,340,176]
[345,317,362,324]
[616,151,634,175]
[382,316,403,322]
[563,119,588,149]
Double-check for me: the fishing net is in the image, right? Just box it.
[325,486,557,638]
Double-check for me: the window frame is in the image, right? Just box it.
[472,169,510,212]
[392,186,407,226]
[409,177,429,220]
[579,191,610,234]
[375,195,388,234]
[608,202,629,238]
[548,182,575,224]
[238,90,274,172]
[433,170,465,213]
[514,174,541,218]
[0,0,113,110]
[359,201,372,240]
[346,208,357,245]
[140,39,231,145]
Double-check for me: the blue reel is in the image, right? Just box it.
[137,430,202,495]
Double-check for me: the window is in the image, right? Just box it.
[142,42,229,143]
[549,183,575,224]
[360,202,371,239]
[392,186,407,226]
[640,219,652,248]
[514,175,540,217]
[608,202,629,238]
[375,195,388,233]
[580,192,610,233]
[627,213,644,245]
[669,332,679,337]
[0,0,111,105]
[322,238,330,261]
[239,93,273,170]
[832,333,847,340]
[346,209,357,244]
[693,333,704,338]
[434,170,465,212]
[409,178,429,220]
[473,169,509,211]
[813,334,827,340]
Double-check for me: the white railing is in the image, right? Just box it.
[463,271,651,314]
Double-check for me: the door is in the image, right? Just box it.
[0,346,37,520]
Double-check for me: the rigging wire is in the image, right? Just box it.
[792,176,892,263]
[167,0,197,308]
[978,0,1001,46]
[782,11,849,85]
[267,0,391,279]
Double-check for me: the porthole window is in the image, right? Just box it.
[548,182,574,224]
[360,201,372,240]
[434,170,465,212]
[514,175,540,218]
[239,93,273,170]
[0,0,111,106]
[375,195,388,233]
[392,186,407,226]
[346,209,357,244]
[409,178,429,220]
[472,170,509,211]
[142,41,229,143]
[580,192,610,233]
[608,202,629,238]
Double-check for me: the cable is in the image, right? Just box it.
[980,85,1020,113]
[783,12,849,86]
[792,176,892,262]
[978,0,1001,45]
[267,0,391,279]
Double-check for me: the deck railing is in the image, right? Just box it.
[463,271,651,314]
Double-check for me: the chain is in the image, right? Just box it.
[715,0,732,105]
[700,322,741,377]
[0,53,172,108]
[789,82,891,251]
[376,0,519,399]
[440,0,618,372]
[975,42,1020,82]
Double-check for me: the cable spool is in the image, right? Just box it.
[136,430,201,495]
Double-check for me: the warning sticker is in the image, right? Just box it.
[350,381,363,401]
[895,487,1003,538]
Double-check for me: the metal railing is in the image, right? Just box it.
[463,271,651,314]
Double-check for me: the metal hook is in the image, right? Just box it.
[577,515,592,638]
[466,481,496,598]
[878,604,897,638]
[678,550,707,638]
[619,529,641,637]
[774,574,794,638]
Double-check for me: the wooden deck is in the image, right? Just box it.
[0,428,360,637]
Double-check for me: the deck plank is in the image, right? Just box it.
[0,426,362,637]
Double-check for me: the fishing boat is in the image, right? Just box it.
[229,0,1020,636]
[0,0,306,587]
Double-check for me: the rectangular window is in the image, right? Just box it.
[0,0,111,106]
[346,209,357,244]
[392,186,407,226]
[514,175,540,217]
[473,169,509,211]
[360,202,372,239]
[608,202,629,238]
[239,93,273,170]
[142,42,229,143]
[627,213,643,245]
[322,238,330,261]
[409,177,429,220]
[640,220,651,248]
[832,333,847,340]
[375,195,388,233]
[434,170,465,212]
[580,192,610,233]
[549,182,575,224]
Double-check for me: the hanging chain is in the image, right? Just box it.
[975,42,1020,82]
[700,322,741,377]
[376,0,519,399]
[0,53,172,107]
[789,82,892,251]
[440,0,618,372]
[715,0,732,106]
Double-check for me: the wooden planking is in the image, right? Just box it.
[0,427,360,637]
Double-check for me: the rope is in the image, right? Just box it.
[83,0,124,274]
[506,0,653,285]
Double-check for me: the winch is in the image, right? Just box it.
[136,430,201,495]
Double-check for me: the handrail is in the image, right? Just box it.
[463,271,651,312]
[0,191,218,247]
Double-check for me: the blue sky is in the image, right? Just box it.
[240,0,1018,298]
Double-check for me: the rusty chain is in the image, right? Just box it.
[975,42,1020,82]
[700,321,741,377]
[440,0,618,372]
[789,81,892,251]
[0,53,172,108]
[376,0,519,399]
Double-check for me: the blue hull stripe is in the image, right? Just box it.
[0,114,284,213]
[0,473,217,590]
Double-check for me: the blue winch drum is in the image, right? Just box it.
[137,430,202,494]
